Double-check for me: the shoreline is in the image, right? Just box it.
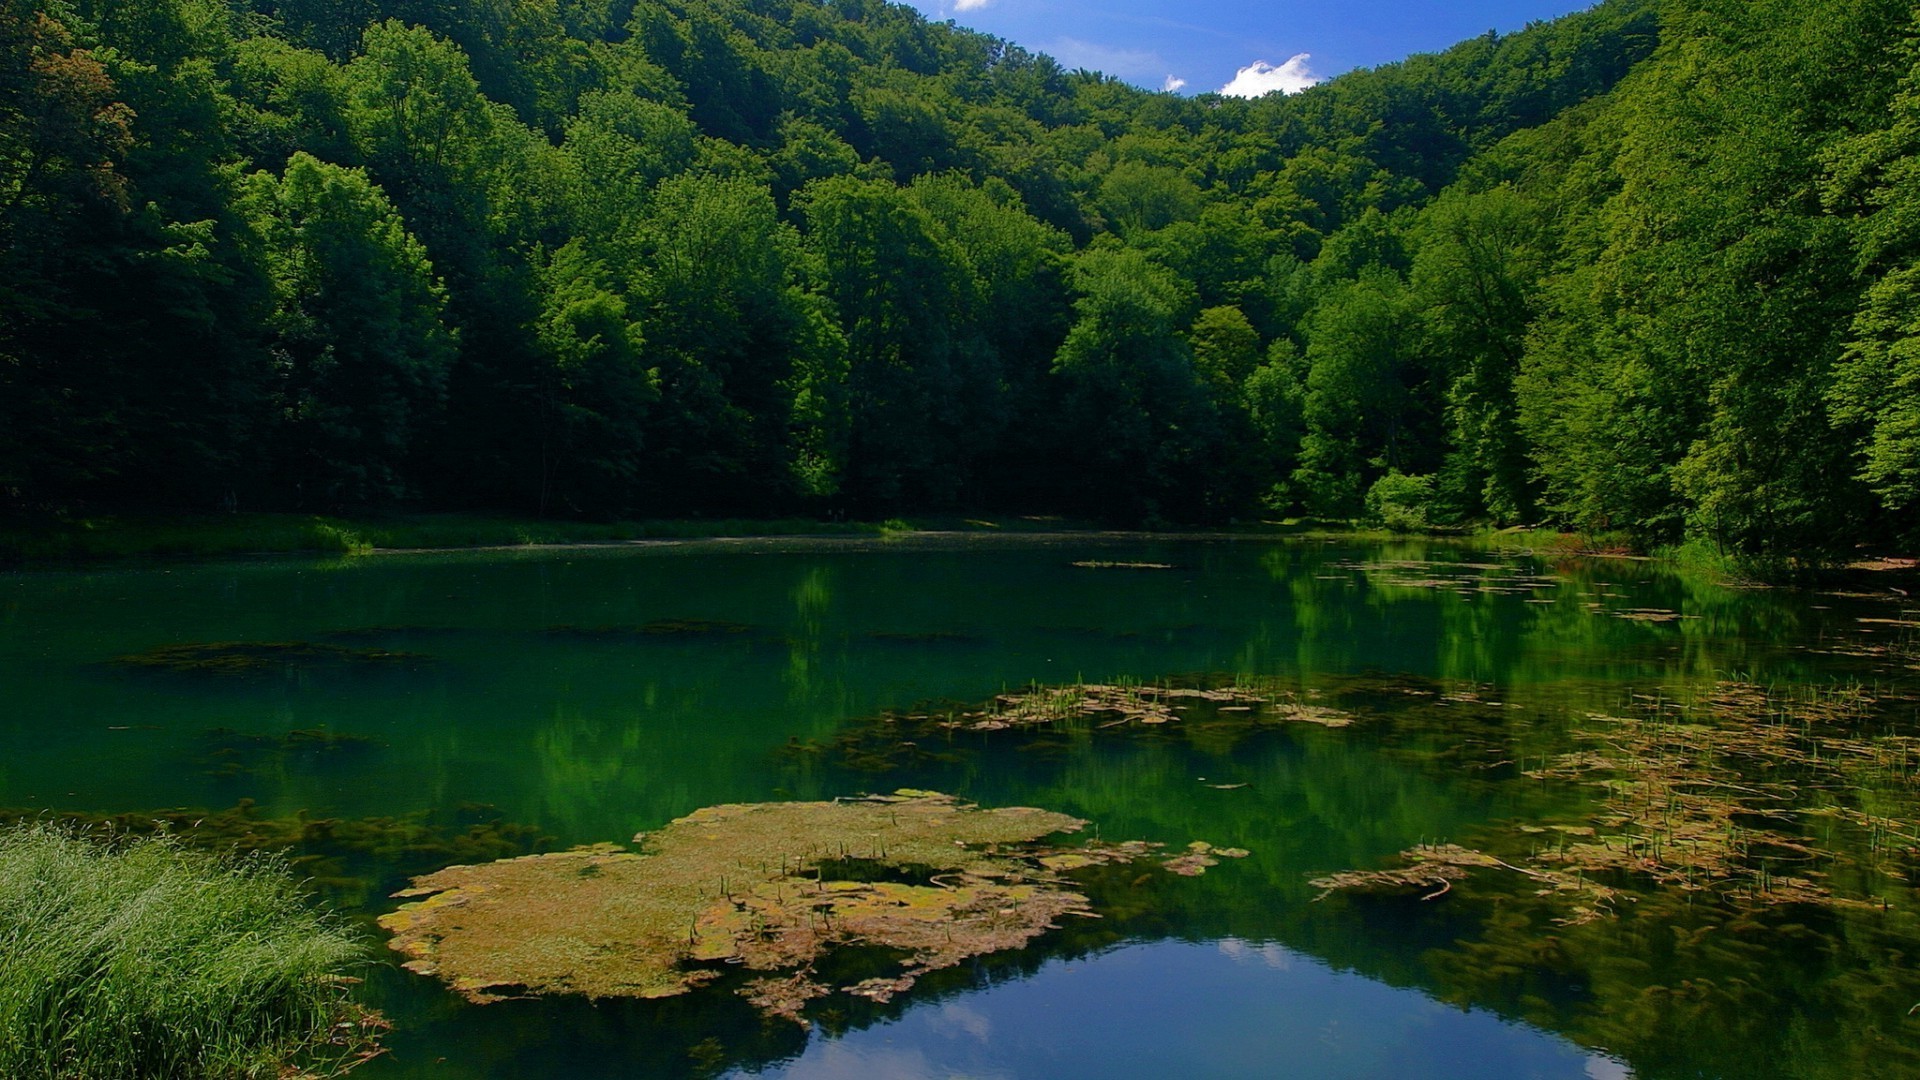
[0,512,1365,567]
[4,513,1910,592]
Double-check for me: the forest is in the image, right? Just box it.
[1,0,1915,561]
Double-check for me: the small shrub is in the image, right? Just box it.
[0,824,374,1079]
[1364,471,1435,532]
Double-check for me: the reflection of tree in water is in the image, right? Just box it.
[782,563,840,708]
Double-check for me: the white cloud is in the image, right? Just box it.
[1162,74,1188,93]
[953,0,991,10]
[1217,53,1320,98]
[1049,37,1168,81]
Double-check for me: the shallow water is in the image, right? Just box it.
[4,535,1918,1078]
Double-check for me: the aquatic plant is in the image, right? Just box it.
[111,641,428,676]
[958,681,1354,732]
[199,726,383,779]
[380,792,1238,1023]
[778,676,1371,780]
[863,630,987,645]
[0,824,379,1079]
[542,619,757,639]
[1313,679,1920,919]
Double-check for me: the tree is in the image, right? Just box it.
[527,240,654,515]
[633,174,809,509]
[0,0,134,508]
[246,152,455,505]
[1412,184,1548,523]
[798,173,971,508]
[1294,267,1427,517]
[1048,246,1211,520]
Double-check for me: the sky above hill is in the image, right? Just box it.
[898,0,1601,96]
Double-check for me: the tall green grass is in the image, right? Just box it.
[0,824,372,1079]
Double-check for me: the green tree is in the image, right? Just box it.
[246,152,455,505]
[798,173,971,508]
[1048,247,1211,520]
[634,173,810,509]
[1295,267,1427,517]
[528,239,655,515]
[1412,184,1549,523]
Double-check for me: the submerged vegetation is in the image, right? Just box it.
[380,791,1239,1023]
[112,641,430,676]
[0,824,379,1080]
[543,618,759,640]
[1311,679,1920,920]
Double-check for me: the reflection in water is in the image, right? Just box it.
[732,940,1627,1080]
[2,537,1917,1078]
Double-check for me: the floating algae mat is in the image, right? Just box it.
[1310,679,1920,922]
[955,680,1356,731]
[380,791,1231,1022]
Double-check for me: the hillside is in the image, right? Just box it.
[2,0,1912,560]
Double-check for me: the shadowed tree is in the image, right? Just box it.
[246,152,455,505]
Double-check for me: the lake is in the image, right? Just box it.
[4,535,1917,1078]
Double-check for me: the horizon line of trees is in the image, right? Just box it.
[1,0,1915,561]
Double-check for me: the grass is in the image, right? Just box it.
[0,824,375,1079]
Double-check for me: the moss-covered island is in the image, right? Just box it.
[380,791,1242,1022]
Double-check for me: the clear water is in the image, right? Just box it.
[4,536,1916,1078]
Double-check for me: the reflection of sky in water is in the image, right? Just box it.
[735,939,1630,1080]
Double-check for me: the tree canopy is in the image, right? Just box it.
[3,0,1914,560]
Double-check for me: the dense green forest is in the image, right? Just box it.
[1,0,1914,559]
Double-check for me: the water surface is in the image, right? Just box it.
[4,535,1916,1078]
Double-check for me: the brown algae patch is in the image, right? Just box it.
[111,640,429,674]
[1312,680,1919,921]
[380,792,1232,1021]
[777,675,1405,779]
[954,682,1355,732]
[543,619,757,640]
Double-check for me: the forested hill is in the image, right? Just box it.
[1,0,1913,560]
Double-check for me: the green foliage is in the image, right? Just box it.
[245,152,455,505]
[1296,266,1427,517]
[527,240,655,514]
[1412,184,1546,523]
[1050,247,1215,520]
[1364,470,1435,531]
[0,824,367,1079]
[800,173,977,506]
[2,0,1913,563]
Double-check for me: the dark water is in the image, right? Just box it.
[4,535,1918,1078]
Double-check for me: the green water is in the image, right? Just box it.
[4,536,1919,1078]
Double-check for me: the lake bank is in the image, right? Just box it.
[0,510,1628,567]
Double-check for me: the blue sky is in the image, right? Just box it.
[898,1,1601,96]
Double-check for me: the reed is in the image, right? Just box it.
[0,824,373,1079]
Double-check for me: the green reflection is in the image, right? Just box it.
[3,537,1918,1079]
